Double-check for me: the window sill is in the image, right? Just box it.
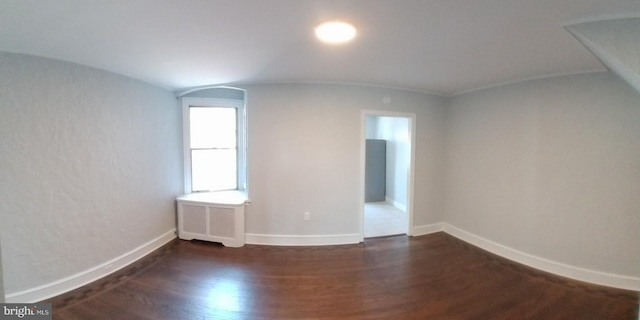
[176,190,249,206]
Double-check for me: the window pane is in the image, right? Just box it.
[190,107,236,149]
[191,149,237,191]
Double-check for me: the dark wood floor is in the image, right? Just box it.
[45,232,638,319]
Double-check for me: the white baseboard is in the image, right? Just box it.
[442,224,640,291]
[7,224,636,301]
[385,197,407,212]
[6,229,176,303]
[412,222,445,236]
[246,233,361,246]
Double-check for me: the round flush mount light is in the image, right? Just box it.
[314,21,357,44]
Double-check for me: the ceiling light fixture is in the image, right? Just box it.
[314,21,357,44]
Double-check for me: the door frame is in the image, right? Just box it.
[359,110,416,241]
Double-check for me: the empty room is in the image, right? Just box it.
[1,1,639,319]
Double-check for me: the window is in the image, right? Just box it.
[182,97,246,193]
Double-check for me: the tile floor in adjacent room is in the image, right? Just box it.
[364,201,407,238]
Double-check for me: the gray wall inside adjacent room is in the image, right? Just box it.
[0,53,183,295]
[445,72,640,277]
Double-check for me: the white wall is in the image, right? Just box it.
[243,84,447,238]
[0,53,183,298]
[445,72,640,278]
[0,236,4,303]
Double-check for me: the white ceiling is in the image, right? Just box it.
[1,0,639,96]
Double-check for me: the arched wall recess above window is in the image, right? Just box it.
[177,85,246,100]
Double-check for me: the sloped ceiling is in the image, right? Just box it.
[566,18,640,93]
[1,0,639,95]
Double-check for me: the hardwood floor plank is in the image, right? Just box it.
[44,233,639,319]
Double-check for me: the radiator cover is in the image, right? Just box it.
[176,191,247,247]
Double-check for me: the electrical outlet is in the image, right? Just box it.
[304,212,311,221]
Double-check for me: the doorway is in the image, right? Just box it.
[360,111,415,239]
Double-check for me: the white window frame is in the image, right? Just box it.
[182,97,246,194]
